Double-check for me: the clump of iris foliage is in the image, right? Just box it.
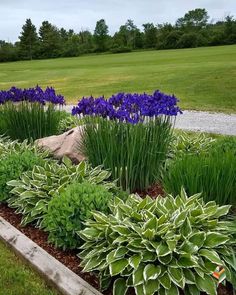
[163,136,236,206]
[0,86,65,141]
[73,90,182,191]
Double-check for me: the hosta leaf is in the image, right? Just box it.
[174,210,188,227]
[109,258,128,276]
[165,284,179,295]
[195,274,217,295]
[100,275,111,291]
[199,249,223,265]
[135,284,144,295]
[178,255,198,268]
[112,225,131,235]
[129,254,142,269]
[156,242,171,257]
[143,264,161,281]
[189,232,206,248]
[183,269,195,284]
[186,284,201,295]
[168,267,183,284]
[180,217,192,237]
[143,228,156,240]
[203,232,229,248]
[213,205,231,218]
[113,278,128,295]
[83,256,102,272]
[159,272,171,289]
[133,264,145,286]
[143,279,160,295]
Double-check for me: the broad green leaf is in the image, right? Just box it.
[143,279,159,295]
[165,284,179,295]
[178,255,198,268]
[195,274,217,295]
[189,232,206,248]
[113,278,128,295]
[159,272,171,289]
[129,254,142,269]
[109,258,128,276]
[156,242,171,257]
[133,265,145,286]
[203,232,229,248]
[213,205,231,218]
[143,264,161,281]
[199,249,223,265]
[180,217,192,237]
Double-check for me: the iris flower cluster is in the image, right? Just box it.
[0,86,65,105]
[72,90,182,124]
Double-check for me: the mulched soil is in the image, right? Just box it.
[0,183,234,295]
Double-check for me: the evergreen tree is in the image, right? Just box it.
[18,18,38,60]
[39,21,62,58]
[94,19,109,52]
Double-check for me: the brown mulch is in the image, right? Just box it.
[0,182,234,295]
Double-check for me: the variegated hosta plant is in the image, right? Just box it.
[79,189,236,295]
[7,157,116,227]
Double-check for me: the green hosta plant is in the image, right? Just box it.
[57,114,84,133]
[42,181,114,249]
[7,157,116,227]
[79,189,236,295]
[173,131,215,155]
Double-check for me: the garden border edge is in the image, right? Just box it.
[0,216,103,295]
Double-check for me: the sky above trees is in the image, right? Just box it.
[0,0,236,41]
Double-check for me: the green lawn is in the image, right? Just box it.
[0,45,236,113]
[0,241,58,295]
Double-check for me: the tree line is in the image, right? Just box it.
[1,8,236,62]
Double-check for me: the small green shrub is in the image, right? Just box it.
[43,181,113,249]
[7,158,117,227]
[79,190,236,295]
[173,131,215,155]
[0,150,45,202]
[162,147,236,206]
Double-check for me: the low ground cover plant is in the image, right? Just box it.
[0,86,65,141]
[73,90,182,192]
[42,181,114,249]
[163,137,236,206]
[79,189,236,295]
[7,157,118,227]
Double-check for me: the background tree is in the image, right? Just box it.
[39,21,62,58]
[176,8,209,30]
[143,23,157,48]
[18,19,38,60]
[94,19,109,52]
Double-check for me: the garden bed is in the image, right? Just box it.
[0,203,234,295]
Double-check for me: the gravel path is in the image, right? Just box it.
[63,105,236,136]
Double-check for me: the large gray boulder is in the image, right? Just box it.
[35,127,86,163]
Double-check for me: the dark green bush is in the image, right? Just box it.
[0,150,45,202]
[110,46,132,54]
[42,181,113,249]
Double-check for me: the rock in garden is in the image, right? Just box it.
[35,127,85,163]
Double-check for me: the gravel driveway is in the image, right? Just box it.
[63,105,236,136]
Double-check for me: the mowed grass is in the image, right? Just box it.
[0,45,236,113]
[0,241,58,295]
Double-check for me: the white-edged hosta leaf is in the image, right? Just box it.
[199,249,223,265]
[195,274,217,295]
[165,284,179,295]
[129,254,142,269]
[189,232,206,248]
[143,264,161,281]
[203,232,229,248]
[159,272,171,289]
[213,205,231,218]
[109,258,128,276]
[143,279,160,295]
[113,278,128,295]
[133,265,145,286]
